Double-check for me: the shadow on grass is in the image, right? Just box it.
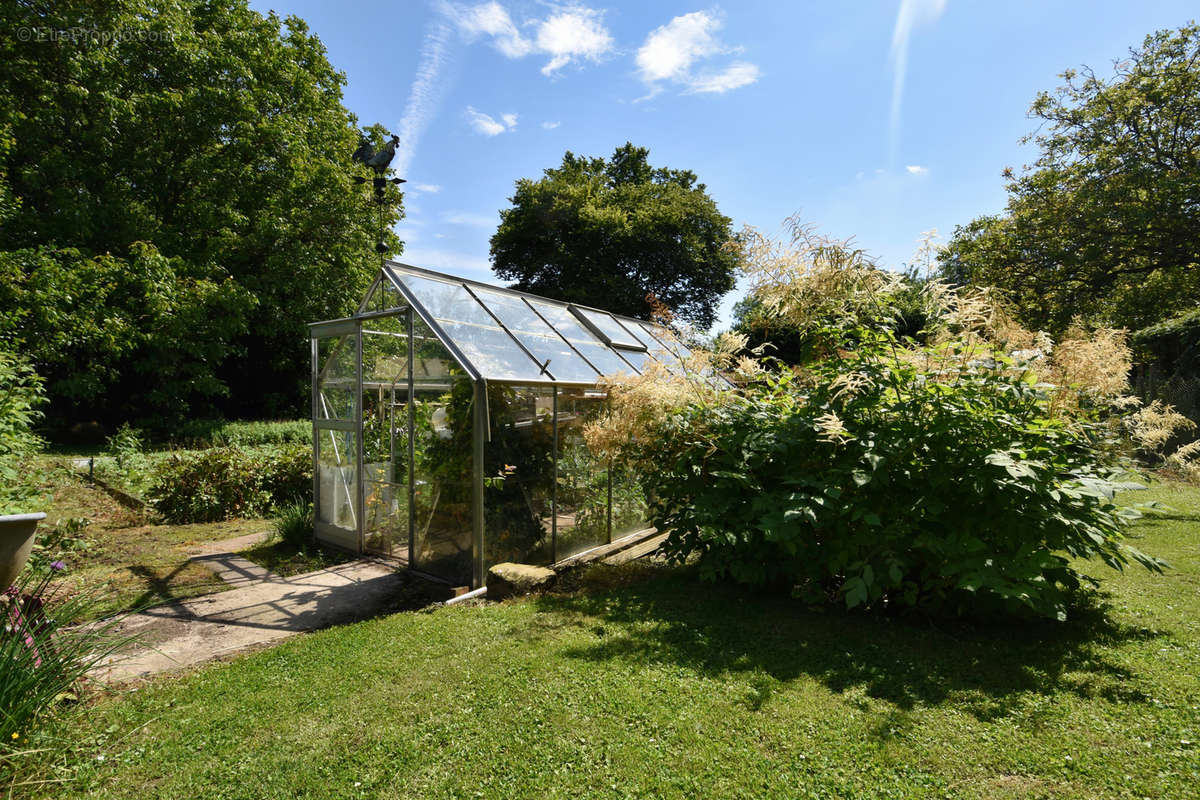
[533,563,1165,722]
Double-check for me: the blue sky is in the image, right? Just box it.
[249,0,1196,331]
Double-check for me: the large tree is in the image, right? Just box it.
[490,143,737,329]
[0,0,401,427]
[939,23,1200,334]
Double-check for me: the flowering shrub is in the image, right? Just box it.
[589,219,1180,620]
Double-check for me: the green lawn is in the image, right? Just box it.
[28,482,1200,799]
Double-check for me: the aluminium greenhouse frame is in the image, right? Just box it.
[309,261,707,588]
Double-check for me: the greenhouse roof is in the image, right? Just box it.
[348,261,703,386]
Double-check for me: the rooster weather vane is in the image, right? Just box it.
[351,133,406,257]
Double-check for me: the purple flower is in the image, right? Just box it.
[49,561,66,572]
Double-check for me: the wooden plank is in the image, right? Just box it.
[554,527,659,570]
[604,532,669,566]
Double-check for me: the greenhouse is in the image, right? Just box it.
[309,262,702,588]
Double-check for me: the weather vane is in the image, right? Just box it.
[351,132,406,259]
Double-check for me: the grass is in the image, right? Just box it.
[22,481,1200,799]
[33,459,272,619]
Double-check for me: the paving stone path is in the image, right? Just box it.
[93,535,431,683]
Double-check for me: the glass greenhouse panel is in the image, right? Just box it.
[484,385,555,567]
[555,388,612,559]
[572,341,639,378]
[470,288,600,383]
[437,321,548,382]
[571,307,647,350]
[612,460,650,539]
[525,300,605,345]
[361,316,410,559]
[315,335,357,420]
[317,428,357,532]
[398,273,545,382]
[364,276,409,314]
[412,317,465,382]
[411,379,474,585]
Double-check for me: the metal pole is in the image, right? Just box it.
[407,309,416,567]
[551,389,558,565]
[472,379,487,588]
[356,321,364,554]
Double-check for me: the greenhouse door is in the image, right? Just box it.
[312,320,361,552]
[360,311,412,562]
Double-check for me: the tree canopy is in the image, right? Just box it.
[0,0,401,428]
[490,143,737,329]
[938,23,1200,334]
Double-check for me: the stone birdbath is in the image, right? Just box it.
[0,512,46,589]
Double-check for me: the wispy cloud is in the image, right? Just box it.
[905,164,928,175]
[448,2,613,75]
[635,11,760,98]
[466,106,518,136]
[394,17,455,180]
[889,0,947,166]
[413,183,442,193]
[541,120,561,129]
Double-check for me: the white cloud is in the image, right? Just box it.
[449,2,613,75]
[413,183,442,193]
[444,211,497,227]
[905,165,928,175]
[635,11,759,97]
[541,120,561,129]
[453,1,530,57]
[687,61,761,94]
[890,0,947,165]
[466,106,517,136]
[393,18,454,179]
[535,7,613,74]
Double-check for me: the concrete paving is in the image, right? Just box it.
[94,557,422,684]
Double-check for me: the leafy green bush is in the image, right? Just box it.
[595,221,1167,621]
[0,346,45,514]
[148,445,310,523]
[174,419,311,449]
[645,362,1160,620]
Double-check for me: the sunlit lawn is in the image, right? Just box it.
[29,481,1200,799]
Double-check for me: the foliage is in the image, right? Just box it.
[0,566,134,783]
[26,518,93,574]
[594,222,1170,620]
[270,500,314,550]
[173,419,311,449]
[490,142,738,329]
[0,0,402,425]
[148,445,310,523]
[938,23,1200,334]
[0,345,45,514]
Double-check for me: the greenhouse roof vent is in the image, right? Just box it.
[568,305,647,351]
